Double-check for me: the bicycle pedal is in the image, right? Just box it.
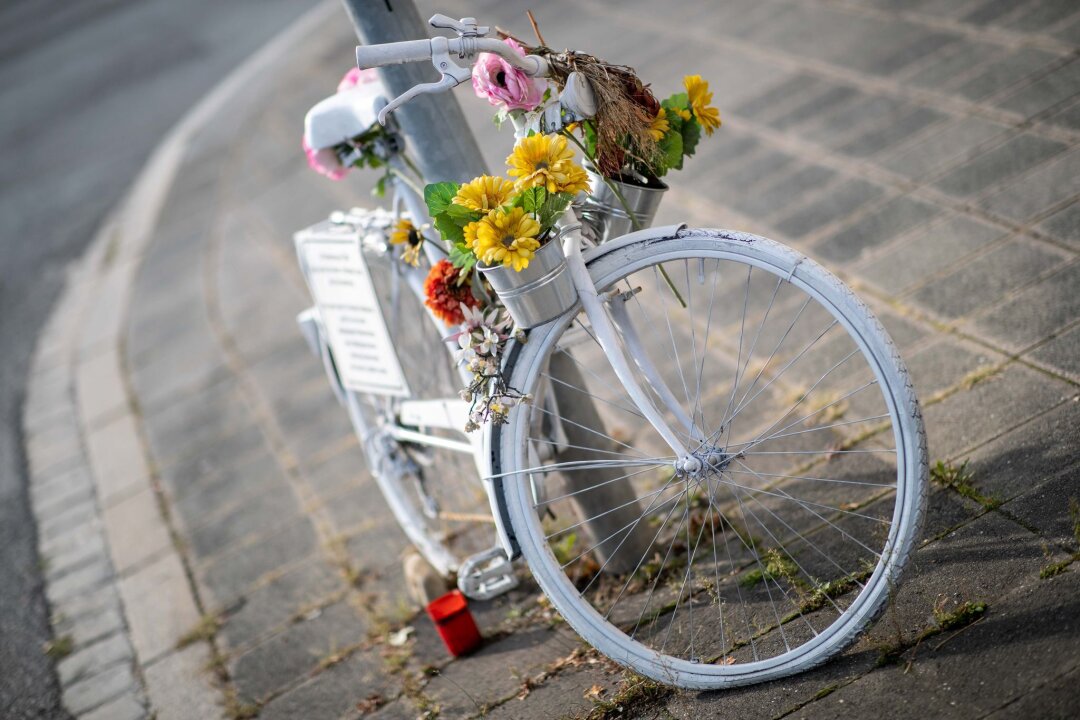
[457,547,518,601]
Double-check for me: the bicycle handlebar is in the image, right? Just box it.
[353,16,557,125]
[355,39,437,69]
[356,37,548,77]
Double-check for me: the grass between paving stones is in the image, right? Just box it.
[930,459,1002,510]
[581,671,671,720]
[1038,497,1080,579]
[42,634,73,660]
[177,612,222,649]
[875,596,988,668]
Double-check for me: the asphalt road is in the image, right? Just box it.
[0,1,319,715]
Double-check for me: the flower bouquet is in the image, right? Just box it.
[418,132,594,430]
[466,28,722,242]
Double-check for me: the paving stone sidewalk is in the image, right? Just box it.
[23,0,1080,718]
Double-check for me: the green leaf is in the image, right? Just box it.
[663,92,689,113]
[657,129,683,176]
[445,203,482,227]
[539,192,574,229]
[372,173,388,198]
[521,186,547,215]
[424,182,459,217]
[434,213,465,245]
[449,242,477,272]
[681,117,702,159]
[583,120,598,161]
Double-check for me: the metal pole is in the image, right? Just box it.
[339,0,488,182]
[340,0,650,575]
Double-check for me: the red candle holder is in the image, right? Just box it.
[426,589,482,657]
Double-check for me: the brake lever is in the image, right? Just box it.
[429,14,489,37]
[376,37,473,125]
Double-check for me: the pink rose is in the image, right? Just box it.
[302,136,348,181]
[337,67,379,93]
[471,38,544,111]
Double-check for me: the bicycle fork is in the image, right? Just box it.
[558,215,706,472]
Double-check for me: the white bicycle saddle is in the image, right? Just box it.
[303,76,389,151]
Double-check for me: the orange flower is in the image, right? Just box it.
[423,260,480,326]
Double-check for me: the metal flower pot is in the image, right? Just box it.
[579,170,668,244]
[477,236,578,329]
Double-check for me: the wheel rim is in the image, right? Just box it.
[500,234,922,686]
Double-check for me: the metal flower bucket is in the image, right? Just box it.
[579,170,668,243]
[477,236,578,329]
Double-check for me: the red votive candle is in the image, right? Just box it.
[426,590,482,657]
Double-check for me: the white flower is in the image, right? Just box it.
[461,304,486,328]
[478,328,498,355]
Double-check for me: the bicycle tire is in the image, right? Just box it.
[493,227,927,689]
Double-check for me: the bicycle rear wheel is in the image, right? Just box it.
[494,228,926,688]
[347,245,493,576]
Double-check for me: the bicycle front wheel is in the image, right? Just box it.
[494,228,926,689]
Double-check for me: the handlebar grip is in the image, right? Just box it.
[355,39,433,69]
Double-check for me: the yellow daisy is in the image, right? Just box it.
[560,162,590,195]
[463,220,480,251]
[683,75,721,135]
[473,207,541,272]
[649,108,670,142]
[506,134,587,194]
[389,219,424,267]
[453,175,514,213]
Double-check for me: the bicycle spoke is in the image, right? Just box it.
[529,403,650,457]
[548,480,681,541]
[691,258,721,441]
[540,371,645,420]
[526,436,661,462]
[534,465,668,508]
[502,242,921,681]
[726,316,837,433]
[726,414,891,449]
[717,266,753,442]
[723,467,894,489]
[738,379,881,453]
[728,459,886,578]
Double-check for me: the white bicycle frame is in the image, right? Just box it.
[302,16,702,592]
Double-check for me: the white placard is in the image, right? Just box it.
[296,222,410,397]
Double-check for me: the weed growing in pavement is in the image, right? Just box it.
[1036,498,1080,579]
[177,612,222,649]
[585,671,670,719]
[43,634,73,660]
[930,459,1001,509]
[1038,557,1072,579]
[876,596,988,667]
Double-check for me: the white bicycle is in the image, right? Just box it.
[296,14,927,690]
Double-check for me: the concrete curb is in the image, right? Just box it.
[22,2,340,717]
